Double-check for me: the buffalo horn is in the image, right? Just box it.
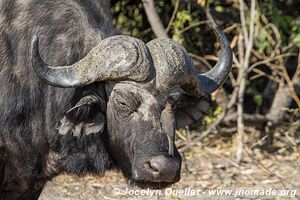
[30,35,154,88]
[147,25,232,94]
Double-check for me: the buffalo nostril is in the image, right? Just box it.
[147,156,179,182]
[148,159,163,173]
[144,161,159,175]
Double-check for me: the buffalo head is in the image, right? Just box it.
[30,25,232,188]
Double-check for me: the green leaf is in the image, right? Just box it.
[253,95,263,107]
[292,34,300,48]
[255,28,271,54]
[213,106,223,116]
[215,6,224,13]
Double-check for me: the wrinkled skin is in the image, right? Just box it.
[106,81,182,187]
[57,81,184,188]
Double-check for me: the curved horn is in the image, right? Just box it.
[197,25,232,93]
[30,35,154,88]
[147,25,232,94]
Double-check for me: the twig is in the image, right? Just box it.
[233,52,242,68]
[250,68,281,83]
[250,135,269,149]
[265,23,282,58]
[203,55,219,62]
[236,31,245,163]
[189,53,213,69]
[247,53,297,72]
[166,0,180,34]
[142,0,168,38]
[283,131,298,152]
[178,20,208,35]
[239,0,249,47]
[236,0,256,163]
[278,56,300,109]
[223,23,239,33]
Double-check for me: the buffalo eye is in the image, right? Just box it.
[113,89,141,114]
[115,98,130,108]
[114,94,139,113]
[116,98,139,112]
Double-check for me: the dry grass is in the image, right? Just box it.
[40,127,300,200]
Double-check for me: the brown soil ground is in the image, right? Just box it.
[39,129,300,200]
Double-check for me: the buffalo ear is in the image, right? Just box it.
[58,114,105,137]
[65,95,103,122]
[175,94,211,128]
[58,95,106,137]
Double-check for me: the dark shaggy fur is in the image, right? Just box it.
[0,0,114,199]
[0,1,212,199]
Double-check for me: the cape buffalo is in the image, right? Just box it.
[0,0,232,199]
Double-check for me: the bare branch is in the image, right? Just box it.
[142,0,168,38]
[178,20,208,35]
[239,0,249,46]
[236,0,256,163]
[166,0,180,34]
